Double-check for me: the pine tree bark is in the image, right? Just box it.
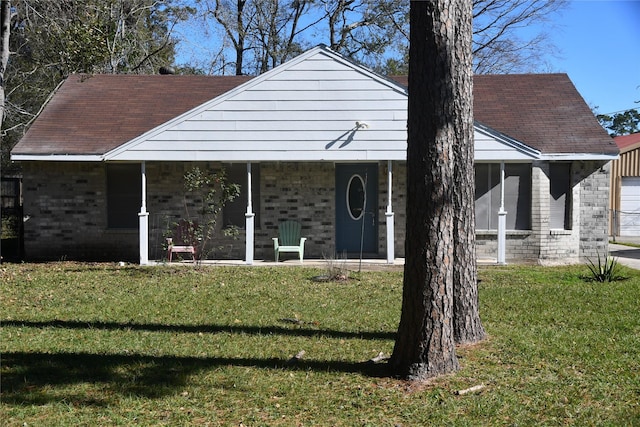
[451,0,486,345]
[390,0,472,380]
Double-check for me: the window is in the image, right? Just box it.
[475,163,531,230]
[549,162,572,229]
[106,164,141,229]
[223,163,260,228]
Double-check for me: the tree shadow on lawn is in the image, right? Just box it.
[1,351,393,406]
[2,319,396,341]
[2,320,396,406]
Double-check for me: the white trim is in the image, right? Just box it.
[245,163,255,264]
[11,154,103,162]
[138,161,149,265]
[497,161,507,265]
[539,153,618,161]
[105,150,408,162]
[386,160,395,264]
[474,123,541,160]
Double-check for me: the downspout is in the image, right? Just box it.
[139,161,149,265]
[245,162,255,264]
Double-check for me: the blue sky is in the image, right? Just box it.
[175,1,639,116]
[550,1,640,115]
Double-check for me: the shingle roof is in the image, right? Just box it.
[391,73,617,155]
[614,132,640,152]
[12,74,253,155]
[13,72,616,157]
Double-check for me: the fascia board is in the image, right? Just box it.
[539,153,619,161]
[104,150,408,162]
[473,121,541,160]
[11,154,103,162]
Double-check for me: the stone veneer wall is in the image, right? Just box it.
[20,159,609,263]
[473,160,611,264]
[251,161,407,260]
[577,161,610,261]
[21,161,406,261]
[22,162,139,261]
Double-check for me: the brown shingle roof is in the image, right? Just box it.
[14,72,616,157]
[12,74,253,155]
[614,132,640,152]
[392,73,617,155]
[474,74,616,154]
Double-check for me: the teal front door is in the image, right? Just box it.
[335,164,378,255]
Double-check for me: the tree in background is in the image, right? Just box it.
[0,0,10,136]
[188,0,405,75]
[472,0,566,74]
[597,108,640,137]
[198,0,313,75]
[318,0,406,68]
[1,0,191,169]
[184,0,566,76]
[390,0,475,380]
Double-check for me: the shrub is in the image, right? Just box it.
[585,253,623,282]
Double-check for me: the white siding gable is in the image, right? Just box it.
[105,45,541,163]
[106,47,409,162]
[474,124,540,161]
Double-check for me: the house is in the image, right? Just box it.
[11,46,618,264]
[609,132,640,237]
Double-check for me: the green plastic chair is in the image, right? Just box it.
[272,221,307,263]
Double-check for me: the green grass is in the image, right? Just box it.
[1,262,639,426]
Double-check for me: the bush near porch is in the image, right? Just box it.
[1,263,638,426]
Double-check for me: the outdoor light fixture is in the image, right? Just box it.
[356,121,369,129]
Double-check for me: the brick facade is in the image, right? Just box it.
[21,160,609,263]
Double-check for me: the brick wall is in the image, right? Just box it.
[20,159,610,263]
[473,160,610,264]
[577,161,610,261]
[22,162,139,261]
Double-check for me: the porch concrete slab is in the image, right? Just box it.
[152,257,500,269]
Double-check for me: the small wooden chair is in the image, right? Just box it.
[167,220,198,262]
[272,221,307,263]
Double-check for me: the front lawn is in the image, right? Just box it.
[1,263,639,426]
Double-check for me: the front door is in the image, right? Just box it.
[335,164,378,255]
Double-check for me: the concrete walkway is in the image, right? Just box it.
[609,241,640,271]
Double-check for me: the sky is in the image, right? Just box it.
[174,1,639,117]
[549,1,640,115]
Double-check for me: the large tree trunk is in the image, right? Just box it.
[453,179,486,344]
[389,0,472,380]
[452,0,486,345]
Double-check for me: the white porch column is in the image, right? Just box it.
[245,162,255,265]
[497,161,507,265]
[385,160,395,264]
[138,161,149,265]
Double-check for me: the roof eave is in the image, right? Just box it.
[11,154,104,162]
[539,153,619,161]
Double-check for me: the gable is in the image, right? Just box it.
[105,48,409,161]
[11,46,617,163]
[474,122,540,160]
